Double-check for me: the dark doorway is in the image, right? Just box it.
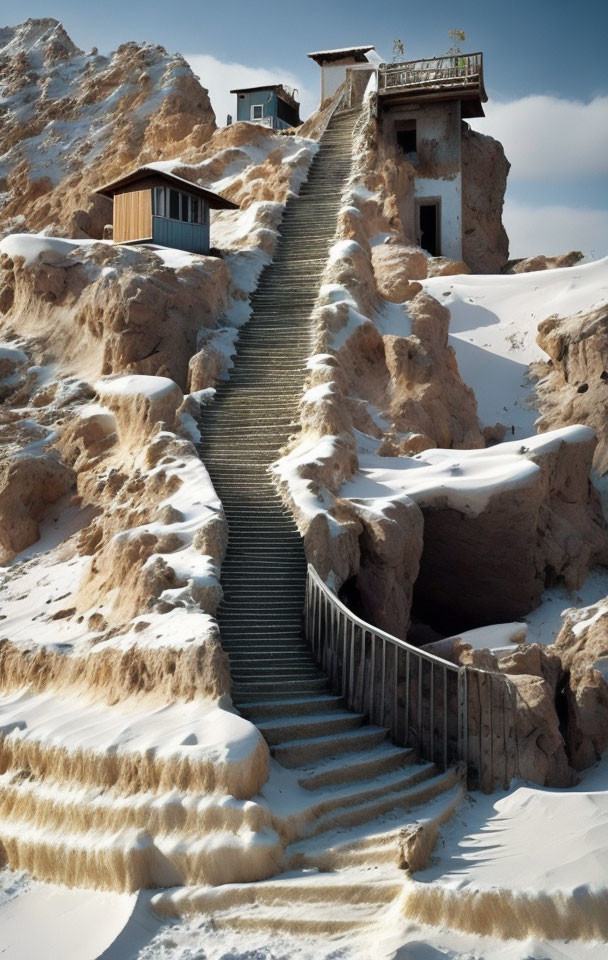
[418,201,440,256]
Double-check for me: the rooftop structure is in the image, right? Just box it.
[307,45,376,65]
[96,165,238,255]
[378,52,487,118]
[308,44,381,103]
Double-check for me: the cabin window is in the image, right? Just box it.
[153,187,206,225]
[152,186,165,217]
[251,103,264,120]
[396,120,417,156]
[169,189,180,220]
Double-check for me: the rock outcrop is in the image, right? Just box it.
[507,251,584,273]
[461,125,510,274]
[555,602,608,770]
[535,305,608,475]
[0,19,216,238]
[0,237,230,390]
[413,427,608,629]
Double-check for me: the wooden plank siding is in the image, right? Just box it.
[114,189,152,243]
[152,217,210,254]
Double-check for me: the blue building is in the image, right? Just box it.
[230,85,301,130]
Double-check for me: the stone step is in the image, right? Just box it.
[272,726,388,768]
[295,742,416,791]
[232,678,330,697]
[238,695,344,719]
[257,711,365,746]
[303,768,461,840]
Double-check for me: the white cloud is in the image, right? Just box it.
[184,53,317,128]
[504,199,608,261]
[471,95,608,180]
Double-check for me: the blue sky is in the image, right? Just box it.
[1,0,607,259]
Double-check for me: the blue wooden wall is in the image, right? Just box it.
[152,217,210,255]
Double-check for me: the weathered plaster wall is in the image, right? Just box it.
[321,61,377,101]
[382,101,463,260]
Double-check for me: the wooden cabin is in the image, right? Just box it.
[230,85,301,130]
[96,166,239,255]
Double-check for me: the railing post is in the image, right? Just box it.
[430,661,435,764]
[349,620,355,710]
[369,632,376,724]
[457,667,468,769]
[443,666,448,771]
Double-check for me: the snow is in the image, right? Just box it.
[95,374,178,399]
[0,343,27,363]
[341,426,591,519]
[446,622,527,655]
[0,875,139,960]
[0,687,261,769]
[525,567,608,646]
[0,233,108,266]
[404,756,608,940]
[422,256,608,438]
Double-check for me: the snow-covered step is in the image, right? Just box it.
[304,768,463,839]
[295,742,416,790]
[256,711,366,746]
[272,726,389,767]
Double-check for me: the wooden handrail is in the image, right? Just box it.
[304,564,518,790]
[305,564,467,773]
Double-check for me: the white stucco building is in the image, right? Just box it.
[307,45,383,103]
[309,46,489,263]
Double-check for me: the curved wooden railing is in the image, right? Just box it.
[305,564,518,790]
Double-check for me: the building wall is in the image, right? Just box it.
[321,60,378,102]
[383,100,463,260]
[235,90,280,122]
[114,189,152,243]
[152,216,209,255]
[235,90,299,127]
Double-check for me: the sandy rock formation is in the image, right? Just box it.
[0,237,230,389]
[461,125,510,274]
[431,636,575,788]
[555,602,608,769]
[507,251,584,273]
[535,305,608,475]
[0,451,74,563]
[414,427,608,629]
[0,19,216,238]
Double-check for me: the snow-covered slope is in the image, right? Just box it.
[422,256,608,437]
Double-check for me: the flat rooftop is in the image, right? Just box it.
[308,45,375,65]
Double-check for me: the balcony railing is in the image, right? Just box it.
[378,52,484,95]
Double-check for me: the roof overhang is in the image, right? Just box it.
[308,45,375,65]
[95,166,239,210]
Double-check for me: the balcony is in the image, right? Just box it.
[378,53,487,117]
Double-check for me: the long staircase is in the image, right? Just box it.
[190,105,464,941]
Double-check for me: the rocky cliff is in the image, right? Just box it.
[0,18,216,239]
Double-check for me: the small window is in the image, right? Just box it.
[191,197,199,224]
[152,186,165,216]
[396,119,417,156]
[251,103,264,120]
[180,193,189,222]
[169,189,179,220]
